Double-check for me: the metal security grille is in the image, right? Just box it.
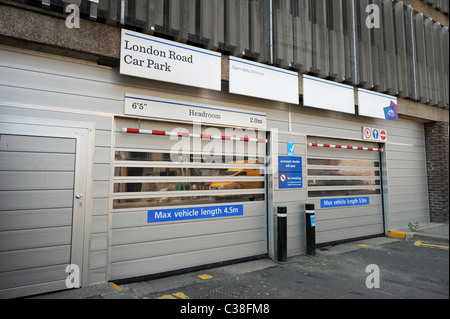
[307,137,384,244]
[307,158,381,198]
[113,124,267,210]
[113,150,266,209]
[111,117,268,281]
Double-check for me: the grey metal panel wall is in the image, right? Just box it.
[289,105,430,234]
[356,0,402,94]
[118,0,271,61]
[415,13,429,104]
[372,0,388,93]
[269,132,307,257]
[425,18,438,106]
[405,5,418,100]
[0,47,113,285]
[422,0,450,14]
[0,134,75,298]
[343,0,358,84]
[311,0,330,77]
[292,0,313,73]
[394,2,411,98]
[328,0,346,82]
[440,27,449,107]
[384,124,430,229]
[97,0,120,25]
[0,42,432,284]
[356,0,373,88]
[271,0,448,108]
[273,0,293,68]
[382,0,397,95]
[411,11,449,108]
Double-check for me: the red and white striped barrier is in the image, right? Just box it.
[123,128,268,144]
[308,143,383,152]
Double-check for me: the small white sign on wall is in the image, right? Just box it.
[120,29,222,91]
[125,94,267,130]
[303,75,355,114]
[358,89,398,121]
[363,127,388,142]
[229,57,299,104]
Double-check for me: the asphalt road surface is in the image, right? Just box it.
[118,237,448,300]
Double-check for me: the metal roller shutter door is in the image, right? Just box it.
[111,117,268,281]
[307,137,385,245]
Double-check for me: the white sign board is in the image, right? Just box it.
[303,75,355,114]
[358,89,398,121]
[229,57,299,104]
[125,94,267,130]
[120,29,222,91]
[363,127,388,142]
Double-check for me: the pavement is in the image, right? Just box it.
[389,222,449,243]
[28,222,448,302]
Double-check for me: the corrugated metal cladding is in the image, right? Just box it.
[422,0,450,14]
[89,0,272,61]
[272,0,449,108]
[17,0,449,108]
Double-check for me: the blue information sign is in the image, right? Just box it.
[320,197,370,208]
[148,205,243,223]
[287,141,295,156]
[278,156,303,189]
[279,172,303,189]
[373,129,380,140]
[278,156,302,172]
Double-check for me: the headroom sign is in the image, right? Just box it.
[120,29,222,91]
[124,94,267,130]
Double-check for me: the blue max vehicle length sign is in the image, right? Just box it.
[320,197,370,208]
[148,205,244,223]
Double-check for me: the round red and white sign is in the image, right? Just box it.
[380,130,387,141]
[364,127,372,140]
[280,174,287,183]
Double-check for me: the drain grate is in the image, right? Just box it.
[198,287,238,299]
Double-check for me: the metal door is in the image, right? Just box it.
[0,117,91,298]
